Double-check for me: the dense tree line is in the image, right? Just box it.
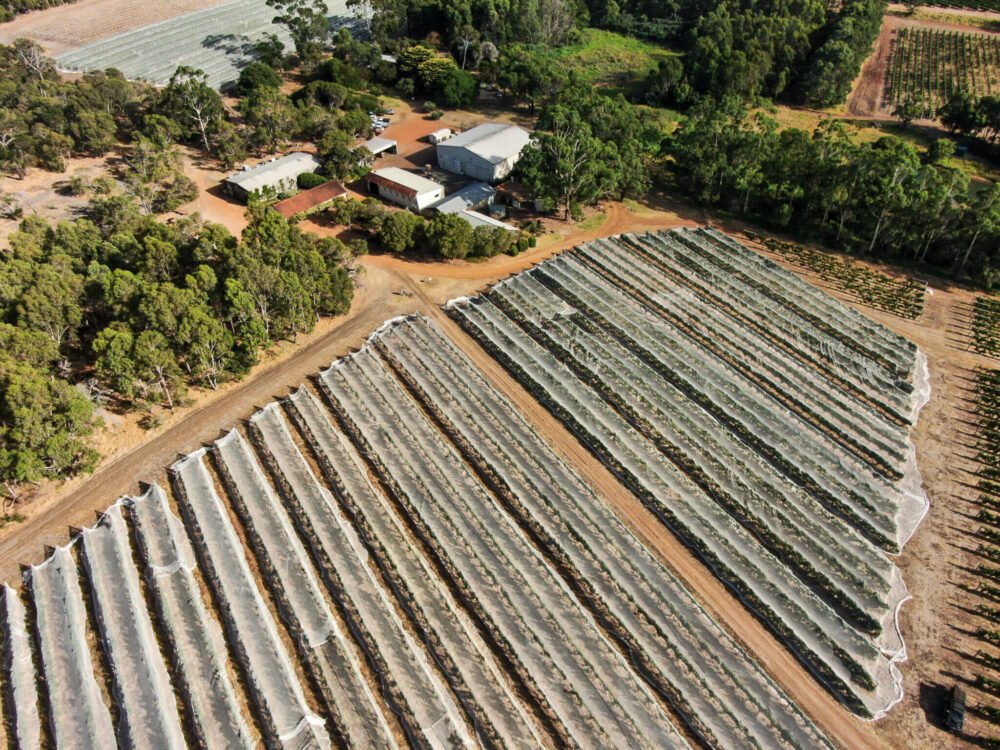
[320,196,532,257]
[797,0,887,107]
[0,0,71,22]
[355,0,887,109]
[514,80,657,218]
[938,90,1000,144]
[0,199,357,503]
[584,0,888,108]
[360,0,586,49]
[665,97,1000,283]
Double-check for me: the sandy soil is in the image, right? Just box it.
[0,155,110,245]
[174,147,251,236]
[0,0,235,56]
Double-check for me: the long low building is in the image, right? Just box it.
[432,182,496,215]
[272,180,347,219]
[456,210,518,232]
[223,153,321,202]
[365,167,444,211]
[360,137,398,157]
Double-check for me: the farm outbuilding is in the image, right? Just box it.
[272,180,347,219]
[432,183,496,215]
[455,210,517,232]
[366,167,444,211]
[360,137,398,158]
[429,128,453,145]
[223,153,322,202]
[436,123,531,183]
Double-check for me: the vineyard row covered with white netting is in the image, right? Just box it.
[0,233,851,749]
[447,227,930,719]
[54,0,368,89]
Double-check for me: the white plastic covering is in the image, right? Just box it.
[55,0,369,89]
[128,484,254,750]
[172,450,331,750]
[321,349,690,749]
[249,398,472,750]
[376,314,835,749]
[448,227,931,719]
[216,423,398,750]
[81,501,186,750]
[2,584,40,750]
[284,388,546,749]
[27,544,116,750]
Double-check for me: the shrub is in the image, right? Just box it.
[429,110,445,120]
[234,62,282,96]
[297,172,328,190]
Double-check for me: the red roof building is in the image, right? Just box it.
[272,180,347,219]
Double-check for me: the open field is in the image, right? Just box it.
[524,28,674,95]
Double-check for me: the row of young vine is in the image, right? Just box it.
[886,27,1000,114]
[751,235,926,319]
[974,297,1000,357]
[970,368,1000,745]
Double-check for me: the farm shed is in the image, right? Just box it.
[366,167,444,211]
[360,137,398,157]
[272,180,347,219]
[436,123,531,182]
[456,210,517,232]
[432,183,496,214]
[223,153,322,202]
[429,128,453,145]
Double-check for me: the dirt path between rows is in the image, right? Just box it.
[425,306,887,750]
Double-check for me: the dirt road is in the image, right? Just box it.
[0,263,476,581]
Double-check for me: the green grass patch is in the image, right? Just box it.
[576,213,607,232]
[0,513,26,529]
[529,28,676,95]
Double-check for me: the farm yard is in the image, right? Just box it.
[887,26,1000,114]
[53,0,368,88]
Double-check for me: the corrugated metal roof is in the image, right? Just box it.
[366,167,442,198]
[432,183,495,214]
[224,153,321,192]
[437,123,531,165]
[360,137,397,155]
[457,210,517,231]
